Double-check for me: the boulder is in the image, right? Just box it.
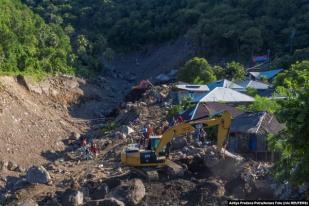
[106,178,145,205]
[15,199,38,206]
[61,189,84,206]
[92,183,109,200]
[26,166,51,184]
[127,179,145,205]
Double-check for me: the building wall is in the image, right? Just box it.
[228,132,278,162]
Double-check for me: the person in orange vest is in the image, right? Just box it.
[146,123,154,138]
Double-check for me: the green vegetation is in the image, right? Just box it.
[269,89,309,185]
[23,0,309,72]
[177,57,246,83]
[268,61,309,186]
[102,121,118,134]
[274,60,309,89]
[245,87,258,97]
[224,62,246,80]
[168,96,194,117]
[177,57,216,84]
[248,96,280,114]
[0,0,74,77]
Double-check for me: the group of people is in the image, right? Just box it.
[139,120,169,147]
[138,114,187,148]
[193,127,207,144]
[79,136,100,159]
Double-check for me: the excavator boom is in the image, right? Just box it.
[155,111,232,155]
[121,110,232,169]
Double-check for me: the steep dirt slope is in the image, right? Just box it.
[105,35,195,81]
[0,76,86,166]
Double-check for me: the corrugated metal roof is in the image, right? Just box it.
[207,79,244,90]
[236,80,270,90]
[199,87,255,103]
[249,68,283,80]
[230,112,285,134]
[175,84,209,92]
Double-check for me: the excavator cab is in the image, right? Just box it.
[121,135,167,166]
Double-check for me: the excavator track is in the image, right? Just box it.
[130,167,159,181]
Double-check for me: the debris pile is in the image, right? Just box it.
[1,80,300,205]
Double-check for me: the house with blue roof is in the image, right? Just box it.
[249,68,283,81]
[207,79,244,91]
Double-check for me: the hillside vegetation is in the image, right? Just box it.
[0,0,74,77]
[24,0,309,71]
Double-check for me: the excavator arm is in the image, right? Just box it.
[155,111,232,156]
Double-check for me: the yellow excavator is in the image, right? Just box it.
[121,111,232,168]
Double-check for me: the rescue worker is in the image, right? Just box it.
[90,143,99,157]
[199,128,207,144]
[81,137,87,147]
[194,128,201,143]
[139,126,148,148]
[146,123,154,138]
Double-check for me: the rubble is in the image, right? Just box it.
[0,80,283,205]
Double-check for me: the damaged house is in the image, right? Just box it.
[228,112,285,161]
[181,102,243,121]
[174,84,210,103]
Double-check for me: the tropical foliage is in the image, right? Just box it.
[0,0,74,76]
[269,61,309,186]
[177,57,216,84]
[24,0,309,69]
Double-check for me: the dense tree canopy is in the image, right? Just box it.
[268,61,309,186]
[270,88,309,185]
[0,0,74,76]
[274,60,309,89]
[177,57,216,84]
[23,0,309,69]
